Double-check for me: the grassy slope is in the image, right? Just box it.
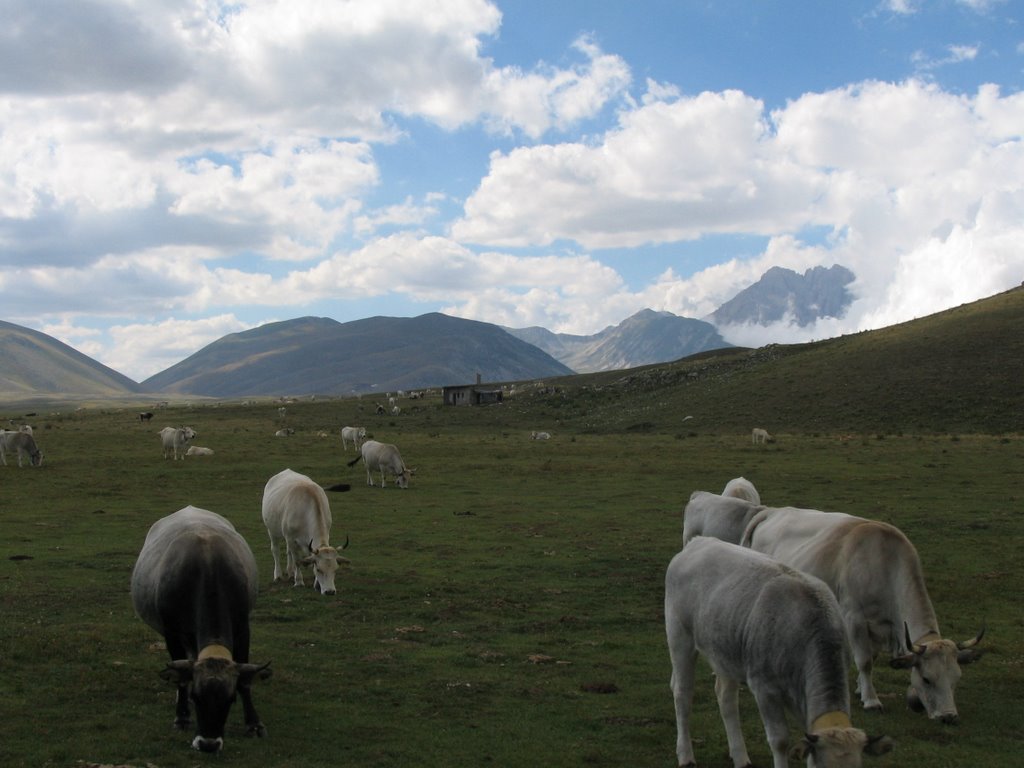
[0,394,1020,767]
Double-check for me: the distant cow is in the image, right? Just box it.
[139,411,154,422]
[666,537,893,768]
[261,469,350,594]
[721,476,761,505]
[186,446,214,456]
[159,426,196,460]
[274,428,295,437]
[741,506,984,720]
[0,430,43,467]
[341,426,366,451]
[682,490,763,548]
[347,439,415,489]
[531,431,551,440]
[130,506,271,752]
[752,427,773,444]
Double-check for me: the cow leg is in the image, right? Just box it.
[379,469,386,488]
[845,615,882,710]
[365,468,374,486]
[749,685,789,768]
[268,535,284,582]
[164,637,192,730]
[285,540,304,587]
[715,675,753,768]
[665,627,698,767]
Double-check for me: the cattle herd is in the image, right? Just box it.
[669,478,984,768]
[9,411,985,763]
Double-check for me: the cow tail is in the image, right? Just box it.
[346,454,363,468]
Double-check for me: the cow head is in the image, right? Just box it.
[889,624,983,724]
[301,536,351,595]
[396,467,416,489]
[160,657,272,752]
[791,729,893,767]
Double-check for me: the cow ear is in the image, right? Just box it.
[957,648,983,665]
[864,735,894,756]
[789,735,814,760]
[889,654,917,670]
[160,660,193,684]
[238,661,272,684]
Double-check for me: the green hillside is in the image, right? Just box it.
[507,286,1024,435]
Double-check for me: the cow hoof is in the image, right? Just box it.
[863,702,884,712]
[246,723,268,738]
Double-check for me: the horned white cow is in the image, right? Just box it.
[666,537,892,768]
[341,426,366,451]
[741,506,983,721]
[347,439,414,488]
[752,427,773,444]
[159,426,196,460]
[186,446,215,456]
[681,490,763,547]
[0,430,43,467]
[722,476,761,505]
[261,469,350,594]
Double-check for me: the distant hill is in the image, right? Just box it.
[507,309,731,373]
[551,285,1024,435]
[141,313,573,397]
[0,320,145,399]
[708,264,855,327]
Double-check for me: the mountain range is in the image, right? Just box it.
[0,265,855,399]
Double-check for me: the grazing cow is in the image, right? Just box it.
[391,405,401,415]
[741,506,984,720]
[186,446,215,456]
[666,537,893,768]
[722,476,761,505]
[341,426,366,451]
[752,427,773,444]
[531,431,551,440]
[159,426,196,460]
[139,411,154,422]
[347,439,415,488]
[130,506,271,752]
[375,404,386,415]
[274,428,295,437]
[682,490,762,547]
[261,469,351,594]
[0,430,43,467]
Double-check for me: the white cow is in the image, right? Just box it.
[341,426,366,451]
[186,446,215,456]
[159,426,196,460]
[666,537,892,768]
[0,430,43,467]
[741,506,984,721]
[722,476,761,505]
[261,469,350,594]
[531,431,551,440]
[752,427,773,444]
[682,490,763,547]
[274,428,295,437]
[347,439,414,488]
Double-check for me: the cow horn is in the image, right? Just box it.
[308,539,316,554]
[958,624,985,650]
[905,623,925,655]
[341,533,350,550]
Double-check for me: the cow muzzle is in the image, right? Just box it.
[192,735,224,753]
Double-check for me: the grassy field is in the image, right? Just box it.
[0,396,1022,767]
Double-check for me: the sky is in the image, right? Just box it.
[2,0,1023,382]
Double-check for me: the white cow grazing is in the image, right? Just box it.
[261,469,350,594]
[159,426,196,460]
[186,446,215,456]
[682,490,763,547]
[0,430,43,467]
[741,506,984,720]
[341,426,366,451]
[531,431,551,440]
[752,427,773,444]
[722,476,761,505]
[347,439,414,488]
[666,537,893,768]
[274,428,295,437]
